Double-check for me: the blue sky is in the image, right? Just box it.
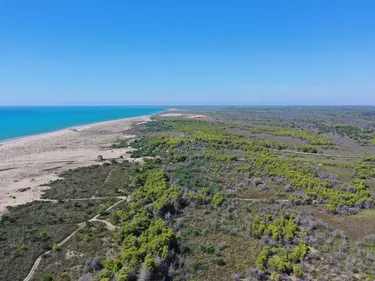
[1,0,374,105]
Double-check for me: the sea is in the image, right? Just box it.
[0,106,165,141]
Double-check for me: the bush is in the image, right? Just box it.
[252,213,298,241]
[256,246,270,270]
[288,240,308,263]
[293,264,303,277]
[18,243,28,252]
[52,242,60,252]
[39,230,49,241]
[211,192,226,206]
[144,254,156,271]
[271,272,281,281]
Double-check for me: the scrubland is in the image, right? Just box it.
[2,107,375,281]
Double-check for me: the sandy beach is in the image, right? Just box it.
[0,115,151,214]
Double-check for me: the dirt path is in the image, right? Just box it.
[272,149,362,158]
[23,197,128,281]
[36,196,127,203]
[90,218,117,231]
[104,166,119,184]
[238,198,289,203]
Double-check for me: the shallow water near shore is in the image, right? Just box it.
[0,106,164,141]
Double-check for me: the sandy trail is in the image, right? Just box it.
[23,197,128,281]
[36,195,128,203]
[271,149,362,158]
[0,115,151,214]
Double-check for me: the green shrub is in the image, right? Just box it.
[252,215,266,238]
[268,248,292,272]
[271,272,281,281]
[288,240,308,263]
[52,243,60,252]
[39,230,49,241]
[144,254,156,271]
[117,268,129,281]
[293,264,303,277]
[252,213,298,241]
[18,243,28,252]
[256,246,270,270]
[211,192,226,206]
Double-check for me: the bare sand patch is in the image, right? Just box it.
[0,115,151,214]
[159,113,209,118]
[158,113,216,122]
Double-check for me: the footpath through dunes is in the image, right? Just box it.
[0,115,151,214]
[35,196,128,203]
[23,196,129,281]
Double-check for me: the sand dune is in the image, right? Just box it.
[0,115,151,214]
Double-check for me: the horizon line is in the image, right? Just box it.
[1,104,375,107]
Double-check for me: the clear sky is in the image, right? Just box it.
[1,0,374,106]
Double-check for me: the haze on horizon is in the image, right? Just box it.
[1,0,374,106]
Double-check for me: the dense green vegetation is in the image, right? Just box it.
[2,107,375,281]
[128,119,374,214]
[250,213,308,277]
[96,170,180,280]
[354,157,375,179]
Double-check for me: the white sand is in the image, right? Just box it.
[0,115,151,214]
[159,113,208,118]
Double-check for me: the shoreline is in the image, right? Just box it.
[0,108,167,144]
[0,114,157,214]
[0,114,156,145]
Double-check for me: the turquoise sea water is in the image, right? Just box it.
[0,106,165,141]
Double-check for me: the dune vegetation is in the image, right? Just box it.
[2,107,375,281]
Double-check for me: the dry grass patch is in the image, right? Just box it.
[298,206,375,241]
[236,187,278,200]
